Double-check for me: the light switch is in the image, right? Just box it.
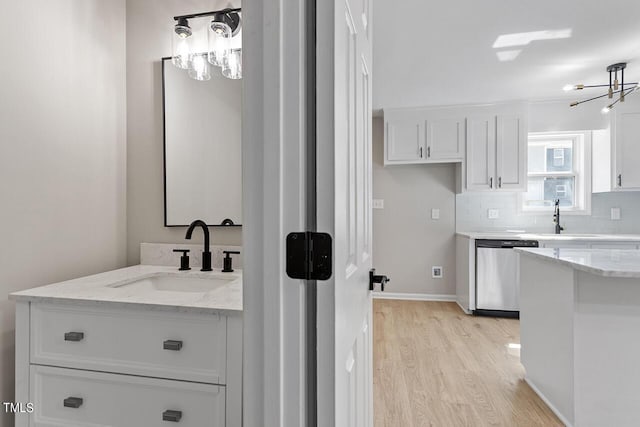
[431,209,440,220]
[373,199,384,209]
[487,209,500,219]
[611,207,621,220]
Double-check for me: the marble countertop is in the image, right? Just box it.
[516,248,640,278]
[10,265,243,314]
[457,231,640,242]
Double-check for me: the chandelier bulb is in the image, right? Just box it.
[608,87,613,99]
[570,101,579,107]
[601,105,612,115]
[621,91,625,102]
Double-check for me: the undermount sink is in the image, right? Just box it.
[111,275,236,293]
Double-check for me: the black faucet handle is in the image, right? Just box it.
[223,250,241,255]
[173,249,191,271]
[222,251,240,272]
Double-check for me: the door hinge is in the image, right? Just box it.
[286,232,333,281]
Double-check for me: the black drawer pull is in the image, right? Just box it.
[163,340,183,351]
[163,410,182,422]
[64,332,84,342]
[63,397,83,408]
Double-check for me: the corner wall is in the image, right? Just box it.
[372,118,457,296]
[125,0,242,265]
[0,1,127,424]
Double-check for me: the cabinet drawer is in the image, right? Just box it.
[31,304,226,384]
[30,365,224,427]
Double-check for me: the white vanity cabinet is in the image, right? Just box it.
[15,302,242,427]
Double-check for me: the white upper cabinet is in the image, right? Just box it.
[593,97,640,193]
[496,114,526,190]
[465,105,527,192]
[614,107,640,190]
[385,112,424,162]
[466,115,495,191]
[384,108,464,165]
[426,115,465,161]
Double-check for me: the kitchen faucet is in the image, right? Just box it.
[553,199,564,235]
[185,220,212,271]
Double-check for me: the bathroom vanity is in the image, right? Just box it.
[10,264,242,427]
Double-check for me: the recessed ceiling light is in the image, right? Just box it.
[492,29,572,49]
[496,50,522,62]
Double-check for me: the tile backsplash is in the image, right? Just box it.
[456,192,640,234]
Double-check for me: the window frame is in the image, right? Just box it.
[518,131,592,216]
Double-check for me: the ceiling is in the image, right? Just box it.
[372,0,640,110]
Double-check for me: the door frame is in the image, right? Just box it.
[242,0,312,425]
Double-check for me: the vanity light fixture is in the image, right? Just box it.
[171,7,242,80]
[565,62,639,114]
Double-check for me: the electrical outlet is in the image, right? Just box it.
[431,208,440,220]
[611,207,621,220]
[487,209,500,219]
[432,266,443,279]
[373,199,384,209]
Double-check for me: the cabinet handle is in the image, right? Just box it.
[427,146,431,158]
[490,177,493,189]
[64,332,84,342]
[498,177,502,188]
[618,174,622,187]
[163,410,183,422]
[163,340,183,351]
[63,397,83,409]
[419,147,423,158]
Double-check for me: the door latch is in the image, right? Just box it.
[369,269,390,291]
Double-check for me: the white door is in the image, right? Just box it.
[426,116,465,161]
[317,0,374,425]
[615,110,640,190]
[466,115,496,191]
[385,113,424,162]
[496,114,526,190]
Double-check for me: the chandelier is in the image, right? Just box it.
[171,8,242,81]
[564,62,639,114]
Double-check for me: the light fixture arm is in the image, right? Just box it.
[173,7,241,22]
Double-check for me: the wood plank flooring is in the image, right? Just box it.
[373,300,562,426]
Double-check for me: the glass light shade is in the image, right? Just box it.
[172,31,193,69]
[222,49,242,80]
[188,54,211,81]
[208,22,232,67]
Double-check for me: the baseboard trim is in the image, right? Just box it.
[525,377,573,427]
[455,300,472,314]
[372,292,456,302]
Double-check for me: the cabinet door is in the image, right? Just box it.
[426,117,465,161]
[385,115,424,162]
[466,115,496,191]
[615,110,640,190]
[496,114,526,191]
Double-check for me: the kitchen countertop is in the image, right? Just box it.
[515,248,640,278]
[456,231,640,242]
[9,265,242,315]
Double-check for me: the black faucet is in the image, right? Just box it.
[553,199,564,234]
[185,220,212,271]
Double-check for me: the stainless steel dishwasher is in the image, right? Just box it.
[475,239,539,317]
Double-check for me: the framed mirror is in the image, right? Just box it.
[162,57,242,227]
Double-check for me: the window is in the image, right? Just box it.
[519,131,591,214]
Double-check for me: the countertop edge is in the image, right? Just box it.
[515,248,640,279]
[9,293,243,315]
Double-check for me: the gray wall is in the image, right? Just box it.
[457,99,640,234]
[373,119,457,296]
[126,0,242,265]
[0,1,127,424]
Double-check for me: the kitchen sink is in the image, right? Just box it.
[111,275,236,293]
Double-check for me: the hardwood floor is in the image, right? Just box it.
[373,300,562,427]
